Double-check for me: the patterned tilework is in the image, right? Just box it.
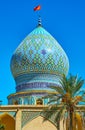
[21,111,57,128]
[16,81,60,92]
[21,111,41,128]
[40,111,58,127]
[15,73,61,88]
[10,26,69,85]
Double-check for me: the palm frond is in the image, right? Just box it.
[48,96,62,104]
[54,105,66,123]
[43,104,61,122]
[42,93,61,99]
[59,74,71,93]
[59,74,67,87]
[50,86,64,95]
[42,94,55,99]
[72,78,84,96]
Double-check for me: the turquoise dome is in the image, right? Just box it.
[10,26,69,92]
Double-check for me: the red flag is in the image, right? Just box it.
[34,5,41,11]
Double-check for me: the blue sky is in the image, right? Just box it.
[0,0,85,104]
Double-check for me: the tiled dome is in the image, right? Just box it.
[10,25,69,92]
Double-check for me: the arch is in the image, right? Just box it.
[22,116,57,130]
[36,98,43,105]
[18,98,22,104]
[13,99,18,105]
[24,97,29,105]
[0,112,15,130]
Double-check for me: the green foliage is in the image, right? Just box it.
[0,124,5,130]
[42,74,85,130]
[0,119,5,130]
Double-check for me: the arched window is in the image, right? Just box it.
[24,98,28,105]
[36,98,43,105]
[13,100,18,105]
[18,98,22,104]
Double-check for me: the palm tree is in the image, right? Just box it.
[42,74,85,130]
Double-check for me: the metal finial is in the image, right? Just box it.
[38,16,42,26]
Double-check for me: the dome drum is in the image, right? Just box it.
[15,73,61,92]
[16,82,60,92]
[8,91,52,105]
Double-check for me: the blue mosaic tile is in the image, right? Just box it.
[10,26,69,90]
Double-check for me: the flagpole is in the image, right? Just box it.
[38,15,42,26]
[33,5,42,26]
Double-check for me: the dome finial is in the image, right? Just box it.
[38,15,42,26]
